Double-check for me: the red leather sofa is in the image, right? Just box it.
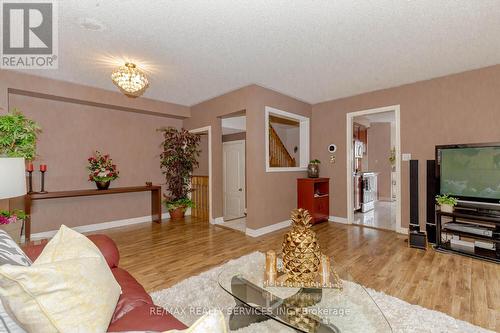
[23,234,187,332]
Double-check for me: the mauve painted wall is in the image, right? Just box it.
[4,64,499,233]
[0,70,188,234]
[10,94,182,233]
[246,86,311,229]
[222,132,246,142]
[184,85,311,229]
[0,70,190,118]
[311,64,500,229]
[367,122,392,200]
[183,86,249,222]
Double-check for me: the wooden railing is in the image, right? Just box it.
[191,176,209,220]
[269,124,296,167]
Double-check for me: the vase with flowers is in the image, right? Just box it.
[87,151,119,190]
[0,210,27,243]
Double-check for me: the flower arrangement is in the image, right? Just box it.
[0,210,27,225]
[87,151,119,182]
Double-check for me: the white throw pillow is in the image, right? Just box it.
[0,229,30,333]
[0,230,32,266]
[0,299,27,333]
[0,225,121,333]
[164,310,227,333]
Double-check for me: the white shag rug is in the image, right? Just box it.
[151,252,493,333]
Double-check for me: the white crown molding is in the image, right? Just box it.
[245,219,291,237]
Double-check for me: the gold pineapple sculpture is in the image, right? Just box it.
[282,209,322,283]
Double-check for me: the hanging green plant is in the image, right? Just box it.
[0,108,41,159]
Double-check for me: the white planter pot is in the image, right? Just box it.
[440,204,454,213]
[0,157,27,199]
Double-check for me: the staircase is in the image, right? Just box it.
[269,124,296,167]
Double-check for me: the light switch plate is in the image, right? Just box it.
[402,153,412,161]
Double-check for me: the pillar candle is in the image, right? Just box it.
[265,250,277,273]
[320,254,331,286]
[265,250,277,285]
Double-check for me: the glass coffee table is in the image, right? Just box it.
[218,259,392,333]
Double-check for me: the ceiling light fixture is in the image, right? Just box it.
[111,62,149,97]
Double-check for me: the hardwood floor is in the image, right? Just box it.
[101,216,500,332]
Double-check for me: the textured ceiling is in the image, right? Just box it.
[16,0,500,106]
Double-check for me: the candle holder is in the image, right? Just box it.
[265,250,277,285]
[263,253,342,290]
[39,170,48,194]
[27,170,34,193]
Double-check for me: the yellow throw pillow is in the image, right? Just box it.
[0,225,121,333]
[164,310,227,333]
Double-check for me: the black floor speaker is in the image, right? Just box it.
[426,160,437,244]
[409,159,427,249]
[409,159,419,231]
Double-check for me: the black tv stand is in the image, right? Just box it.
[454,207,500,218]
[435,210,500,263]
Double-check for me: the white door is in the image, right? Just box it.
[223,140,246,220]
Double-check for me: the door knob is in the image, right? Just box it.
[238,188,243,191]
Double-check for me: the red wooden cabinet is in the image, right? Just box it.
[297,178,329,224]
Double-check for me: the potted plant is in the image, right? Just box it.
[87,151,119,190]
[159,127,200,219]
[436,194,458,213]
[0,210,27,243]
[308,159,321,178]
[0,108,41,160]
[0,109,40,241]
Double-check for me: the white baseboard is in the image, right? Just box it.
[245,220,291,238]
[328,216,349,224]
[211,217,224,225]
[396,226,409,235]
[30,212,181,240]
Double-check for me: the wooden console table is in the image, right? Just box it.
[24,185,162,242]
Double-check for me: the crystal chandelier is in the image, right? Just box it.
[111,62,149,97]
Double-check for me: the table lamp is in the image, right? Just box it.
[0,158,27,200]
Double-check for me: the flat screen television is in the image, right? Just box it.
[436,143,500,205]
